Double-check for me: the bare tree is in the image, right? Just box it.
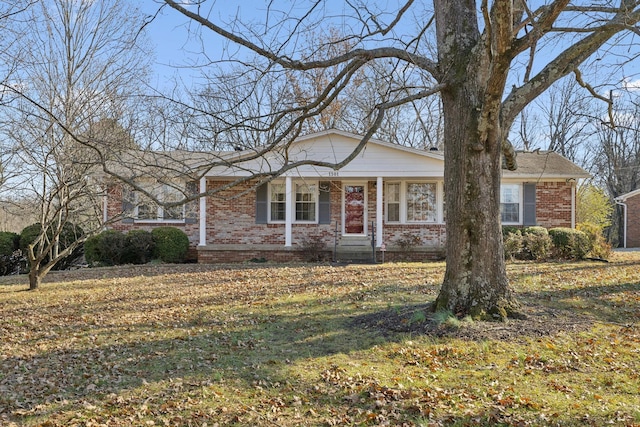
[1,0,152,290]
[514,77,595,164]
[160,0,640,319]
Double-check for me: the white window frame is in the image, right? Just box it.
[385,182,401,223]
[294,181,319,223]
[134,182,185,223]
[500,183,522,225]
[405,181,438,223]
[268,182,286,223]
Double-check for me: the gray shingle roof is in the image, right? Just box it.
[504,151,590,179]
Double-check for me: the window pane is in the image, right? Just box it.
[386,182,400,222]
[387,203,400,222]
[271,201,285,221]
[137,202,156,220]
[271,184,285,201]
[501,203,519,223]
[406,183,436,222]
[270,183,286,221]
[163,205,183,220]
[295,183,316,221]
[500,185,520,223]
[163,185,183,220]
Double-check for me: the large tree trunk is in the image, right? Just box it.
[28,267,42,291]
[434,82,518,320]
[431,0,519,320]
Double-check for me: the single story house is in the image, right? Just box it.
[615,189,640,248]
[104,129,590,262]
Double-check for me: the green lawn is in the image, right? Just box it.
[1,255,639,426]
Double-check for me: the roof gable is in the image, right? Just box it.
[616,188,640,202]
[206,129,445,178]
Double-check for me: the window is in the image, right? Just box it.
[386,183,400,222]
[135,183,184,221]
[500,184,520,223]
[406,182,437,222]
[295,183,317,222]
[270,183,286,222]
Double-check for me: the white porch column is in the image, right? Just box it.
[198,176,207,246]
[376,176,383,247]
[285,176,293,247]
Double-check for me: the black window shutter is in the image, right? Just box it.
[185,181,198,224]
[256,183,268,224]
[319,181,331,224]
[523,183,536,226]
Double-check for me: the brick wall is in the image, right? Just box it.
[623,193,640,247]
[535,181,573,228]
[105,183,200,250]
[105,179,576,263]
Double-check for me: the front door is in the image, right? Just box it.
[343,184,366,235]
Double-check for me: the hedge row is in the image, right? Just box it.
[85,227,190,266]
[503,224,608,261]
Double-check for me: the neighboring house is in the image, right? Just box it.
[103,129,590,262]
[615,190,640,248]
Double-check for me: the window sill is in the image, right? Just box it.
[134,219,186,224]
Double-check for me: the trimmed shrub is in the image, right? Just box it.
[503,229,523,261]
[84,230,126,266]
[549,227,592,260]
[19,222,84,270]
[0,231,19,256]
[577,222,612,260]
[521,226,552,260]
[151,227,189,263]
[123,230,155,264]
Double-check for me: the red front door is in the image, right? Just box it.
[344,185,365,234]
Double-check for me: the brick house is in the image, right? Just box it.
[103,130,589,262]
[615,189,640,248]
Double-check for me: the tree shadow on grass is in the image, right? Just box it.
[0,293,419,425]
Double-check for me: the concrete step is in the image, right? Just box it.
[335,237,375,262]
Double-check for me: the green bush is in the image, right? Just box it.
[151,227,189,263]
[521,226,552,260]
[20,222,84,270]
[123,230,155,264]
[0,231,19,256]
[577,222,612,260]
[549,227,592,260]
[503,229,523,261]
[84,230,126,266]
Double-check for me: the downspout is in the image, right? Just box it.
[376,177,383,247]
[568,178,577,229]
[199,177,207,246]
[615,198,627,249]
[102,193,108,226]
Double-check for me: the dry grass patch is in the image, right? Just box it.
[1,256,639,426]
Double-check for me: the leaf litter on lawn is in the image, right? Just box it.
[1,258,639,426]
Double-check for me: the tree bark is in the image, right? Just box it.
[28,267,41,291]
[434,82,518,320]
[432,0,517,320]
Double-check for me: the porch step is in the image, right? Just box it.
[335,237,375,263]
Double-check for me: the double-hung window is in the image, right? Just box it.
[135,183,184,221]
[270,183,286,222]
[295,183,317,222]
[386,183,400,222]
[406,182,437,222]
[500,184,520,223]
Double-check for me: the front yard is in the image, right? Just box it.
[1,255,639,426]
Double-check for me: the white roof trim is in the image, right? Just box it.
[616,188,640,202]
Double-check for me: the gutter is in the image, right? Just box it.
[615,198,627,249]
